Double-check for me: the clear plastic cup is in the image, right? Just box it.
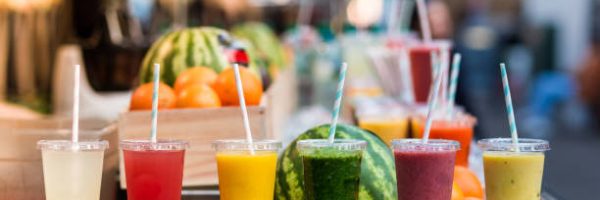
[392,139,459,200]
[297,139,367,200]
[358,108,410,146]
[38,140,109,200]
[411,111,476,166]
[120,140,188,200]
[406,40,452,103]
[213,140,281,200]
[478,138,550,200]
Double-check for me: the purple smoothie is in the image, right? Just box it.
[392,139,459,200]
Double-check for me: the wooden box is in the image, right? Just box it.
[0,118,119,200]
[118,69,297,187]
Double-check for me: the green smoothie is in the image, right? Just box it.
[297,139,366,200]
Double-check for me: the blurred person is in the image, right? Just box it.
[428,0,454,39]
[578,45,600,124]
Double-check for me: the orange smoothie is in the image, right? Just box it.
[359,117,409,146]
[216,151,278,200]
[412,114,476,166]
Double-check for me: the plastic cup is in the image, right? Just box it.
[213,140,281,200]
[38,140,108,200]
[411,111,476,166]
[358,110,410,146]
[297,139,367,200]
[478,138,550,200]
[120,140,188,200]
[406,40,452,103]
[392,139,459,200]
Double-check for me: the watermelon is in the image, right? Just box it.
[231,22,287,70]
[275,124,397,200]
[139,27,259,85]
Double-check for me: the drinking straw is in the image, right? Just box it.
[232,64,255,154]
[328,63,348,144]
[416,0,432,43]
[439,47,450,108]
[500,63,520,151]
[426,52,441,104]
[422,56,444,143]
[446,53,461,118]
[150,63,160,143]
[71,65,80,144]
[386,0,400,35]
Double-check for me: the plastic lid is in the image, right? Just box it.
[120,139,188,151]
[392,139,460,152]
[478,138,550,152]
[212,139,281,151]
[296,139,367,151]
[37,140,108,151]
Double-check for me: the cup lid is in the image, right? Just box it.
[296,139,367,151]
[120,139,188,151]
[478,138,550,152]
[212,139,281,151]
[37,140,108,151]
[391,139,460,151]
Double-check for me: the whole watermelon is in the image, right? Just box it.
[231,22,287,70]
[275,124,397,200]
[139,27,259,85]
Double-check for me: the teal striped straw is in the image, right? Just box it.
[150,63,160,143]
[447,53,462,118]
[328,63,348,144]
[422,56,444,143]
[500,63,520,151]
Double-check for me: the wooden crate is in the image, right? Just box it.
[0,118,119,200]
[118,69,297,187]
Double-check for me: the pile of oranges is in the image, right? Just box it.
[452,166,484,200]
[130,66,263,110]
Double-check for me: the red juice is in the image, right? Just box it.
[392,139,459,200]
[408,45,440,103]
[121,140,188,200]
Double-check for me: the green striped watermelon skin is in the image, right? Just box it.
[275,124,397,200]
[140,27,259,86]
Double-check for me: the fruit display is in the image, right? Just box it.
[231,22,288,77]
[129,82,176,110]
[213,67,263,106]
[138,27,260,86]
[275,124,397,200]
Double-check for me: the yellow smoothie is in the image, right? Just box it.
[358,118,408,146]
[216,151,278,200]
[483,152,545,200]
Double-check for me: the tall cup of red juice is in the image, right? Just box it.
[121,140,189,200]
[392,139,459,200]
[406,40,452,103]
[411,111,476,167]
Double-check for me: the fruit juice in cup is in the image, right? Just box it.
[297,139,367,200]
[358,111,410,146]
[406,40,451,103]
[411,111,476,166]
[121,140,188,200]
[38,140,108,200]
[478,138,550,200]
[213,140,281,200]
[392,139,459,200]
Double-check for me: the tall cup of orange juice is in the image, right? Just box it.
[213,140,281,200]
[411,110,476,167]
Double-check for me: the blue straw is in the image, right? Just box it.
[422,55,444,143]
[328,63,348,144]
[447,53,461,118]
[150,63,160,143]
[500,63,520,151]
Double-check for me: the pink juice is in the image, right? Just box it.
[392,139,458,200]
[121,140,188,200]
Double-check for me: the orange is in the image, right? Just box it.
[176,84,221,108]
[464,198,483,200]
[452,182,465,200]
[174,66,218,94]
[130,82,176,110]
[454,166,484,198]
[213,66,263,106]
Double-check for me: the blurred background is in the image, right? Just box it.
[1,0,600,199]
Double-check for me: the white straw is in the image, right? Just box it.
[71,65,80,144]
[447,53,461,118]
[422,56,444,143]
[416,0,432,43]
[150,63,160,143]
[233,64,255,154]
